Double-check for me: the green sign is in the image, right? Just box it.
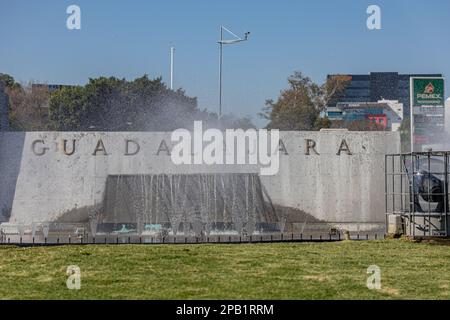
[410,77,445,152]
[412,78,445,106]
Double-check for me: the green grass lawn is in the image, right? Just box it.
[1,239,450,299]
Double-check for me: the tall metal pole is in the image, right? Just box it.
[170,46,175,90]
[217,27,250,120]
[218,27,223,119]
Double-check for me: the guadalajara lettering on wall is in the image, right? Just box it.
[30,138,353,157]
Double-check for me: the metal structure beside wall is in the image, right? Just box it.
[385,152,450,238]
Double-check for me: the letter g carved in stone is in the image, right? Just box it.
[32,140,49,156]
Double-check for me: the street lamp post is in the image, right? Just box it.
[218,26,250,119]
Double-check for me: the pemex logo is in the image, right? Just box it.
[424,83,435,94]
[416,79,443,103]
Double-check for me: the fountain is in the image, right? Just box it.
[102,173,280,236]
[42,223,49,239]
[31,223,36,239]
[88,207,99,236]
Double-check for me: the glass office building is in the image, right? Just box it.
[327,72,443,117]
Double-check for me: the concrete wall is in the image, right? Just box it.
[0,133,25,221]
[0,131,400,226]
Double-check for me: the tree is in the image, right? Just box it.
[313,116,332,130]
[48,85,86,131]
[322,75,352,112]
[5,82,50,130]
[0,74,54,130]
[260,72,350,130]
[49,75,254,131]
[343,120,386,131]
[0,73,20,89]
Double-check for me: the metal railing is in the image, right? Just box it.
[0,231,385,246]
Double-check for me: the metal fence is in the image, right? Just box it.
[385,151,450,237]
[0,231,385,246]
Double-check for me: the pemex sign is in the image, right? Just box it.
[410,77,445,152]
[413,78,445,106]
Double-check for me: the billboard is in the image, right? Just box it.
[410,77,445,152]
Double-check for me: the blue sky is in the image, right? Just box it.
[1,0,449,127]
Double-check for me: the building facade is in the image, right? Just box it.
[327,72,443,118]
[326,99,404,131]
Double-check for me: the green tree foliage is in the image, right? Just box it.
[0,73,20,89]
[313,117,332,130]
[49,85,86,131]
[49,75,254,131]
[261,72,350,130]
